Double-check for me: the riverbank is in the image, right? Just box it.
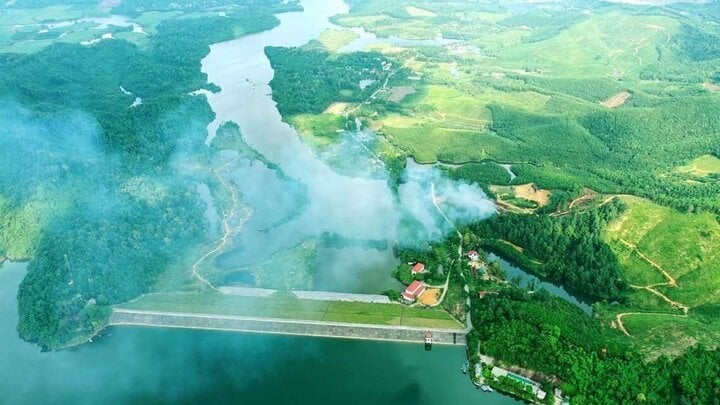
[109,309,467,345]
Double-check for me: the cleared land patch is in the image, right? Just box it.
[316,28,360,52]
[675,154,720,177]
[499,13,678,77]
[489,183,550,213]
[601,91,631,108]
[422,85,492,124]
[386,86,416,103]
[513,183,551,206]
[703,82,720,92]
[418,288,441,306]
[323,102,350,115]
[622,313,720,360]
[605,197,720,308]
[406,6,436,18]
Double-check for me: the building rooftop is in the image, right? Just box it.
[405,280,426,296]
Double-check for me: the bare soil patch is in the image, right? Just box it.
[513,183,550,206]
[703,82,720,92]
[601,91,631,108]
[418,288,441,306]
[388,86,416,103]
[323,102,350,115]
[406,5,436,17]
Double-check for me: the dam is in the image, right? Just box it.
[109,309,468,346]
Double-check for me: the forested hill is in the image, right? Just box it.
[0,2,291,350]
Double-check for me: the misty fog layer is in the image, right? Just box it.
[1,263,518,405]
[202,0,496,292]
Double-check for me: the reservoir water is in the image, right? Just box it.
[0,262,518,404]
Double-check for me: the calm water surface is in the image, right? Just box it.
[0,263,518,404]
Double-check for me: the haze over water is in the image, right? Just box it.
[201,0,495,292]
[0,262,519,404]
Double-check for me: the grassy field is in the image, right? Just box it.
[118,292,463,329]
[499,12,679,78]
[622,313,720,360]
[382,126,514,164]
[676,154,720,177]
[605,197,720,307]
[315,28,360,52]
[288,114,346,148]
[600,196,720,354]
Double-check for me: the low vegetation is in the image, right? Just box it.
[118,291,462,329]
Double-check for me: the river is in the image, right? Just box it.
[201,0,401,293]
[0,262,518,404]
[199,0,495,294]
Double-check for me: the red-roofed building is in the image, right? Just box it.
[467,250,479,261]
[411,263,426,275]
[402,280,427,303]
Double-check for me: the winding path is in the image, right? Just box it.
[619,239,677,287]
[191,164,251,291]
[614,239,689,336]
[429,181,474,331]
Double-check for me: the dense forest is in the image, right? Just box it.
[0,6,289,349]
[266,46,390,115]
[486,101,720,215]
[470,289,720,404]
[469,200,628,300]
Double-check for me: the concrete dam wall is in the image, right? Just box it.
[109,309,467,346]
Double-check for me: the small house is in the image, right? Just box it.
[402,280,427,303]
[467,250,479,261]
[411,262,426,275]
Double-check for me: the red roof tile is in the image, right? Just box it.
[405,280,426,297]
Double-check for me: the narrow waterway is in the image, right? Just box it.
[0,263,518,404]
[488,253,593,314]
[201,0,400,292]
